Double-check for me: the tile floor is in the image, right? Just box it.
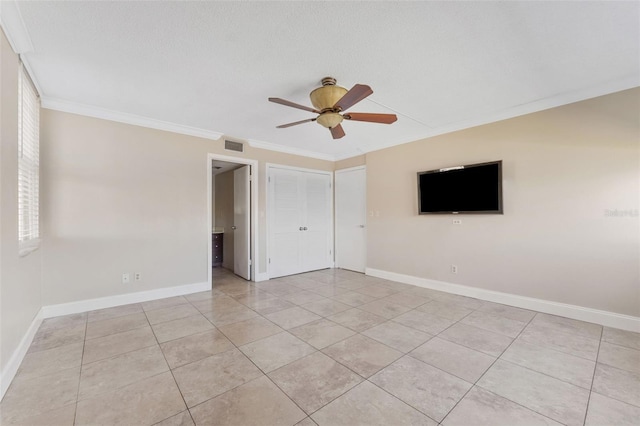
[1,268,639,425]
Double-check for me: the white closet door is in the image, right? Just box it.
[302,172,332,272]
[269,168,303,278]
[335,167,367,272]
[268,166,333,278]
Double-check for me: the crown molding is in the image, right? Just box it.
[0,1,33,53]
[41,97,339,161]
[42,97,338,161]
[0,2,44,96]
[426,75,640,140]
[247,138,336,162]
[333,149,368,161]
[351,76,640,157]
[39,77,640,164]
[42,97,225,141]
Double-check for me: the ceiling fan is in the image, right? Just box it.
[269,77,398,139]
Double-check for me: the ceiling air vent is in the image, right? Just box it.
[224,140,244,153]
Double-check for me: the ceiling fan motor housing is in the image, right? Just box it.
[310,77,348,112]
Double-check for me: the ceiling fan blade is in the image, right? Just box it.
[344,112,398,124]
[269,97,319,114]
[330,124,346,139]
[333,84,373,112]
[276,118,316,128]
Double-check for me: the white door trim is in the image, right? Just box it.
[335,166,367,271]
[207,154,259,287]
[266,163,334,279]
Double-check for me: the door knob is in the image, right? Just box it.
[359,225,365,228]
[231,226,237,230]
[299,227,304,231]
[303,227,308,230]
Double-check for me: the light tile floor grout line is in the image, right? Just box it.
[437,308,557,425]
[362,378,441,424]
[183,296,312,422]
[582,325,604,426]
[142,305,197,426]
[72,314,89,425]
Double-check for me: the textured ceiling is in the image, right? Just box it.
[6,1,640,159]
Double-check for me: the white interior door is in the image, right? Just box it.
[233,166,251,280]
[269,168,303,278]
[336,167,366,272]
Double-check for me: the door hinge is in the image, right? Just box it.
[329,250,332,255]
[269,258,271,264]
[249,259,252,266]
[268,176,271,183]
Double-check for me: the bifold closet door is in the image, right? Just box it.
[269,167,332,278]
[270,168,304,278]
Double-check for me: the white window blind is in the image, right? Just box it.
[18,64,40,254]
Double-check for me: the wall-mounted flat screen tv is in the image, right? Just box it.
[418,160,503,214]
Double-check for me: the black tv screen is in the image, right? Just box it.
[418,161,503,214]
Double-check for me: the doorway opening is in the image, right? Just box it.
[207,154,259,289]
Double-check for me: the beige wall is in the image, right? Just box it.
[40,109,333,305]
[214,169,234,270]
[0,30,43,376]
[367,88,640,316]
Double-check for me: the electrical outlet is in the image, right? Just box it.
[122,273,130,284]
[451,265,458,274]
[134,272,142,282]
[453,219,462,225]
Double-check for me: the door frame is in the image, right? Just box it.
[207,153,259,288]
[334,165,367,271]
[266,163,334,279]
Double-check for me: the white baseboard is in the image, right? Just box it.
[1,309,43,399]
[41,281,210,319]
[366,268,640,333]
[254,272,270,282]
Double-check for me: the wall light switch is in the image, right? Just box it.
[122,273,130,284]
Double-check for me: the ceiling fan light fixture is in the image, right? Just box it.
[309,77,348,111]
[316,112,343,129]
